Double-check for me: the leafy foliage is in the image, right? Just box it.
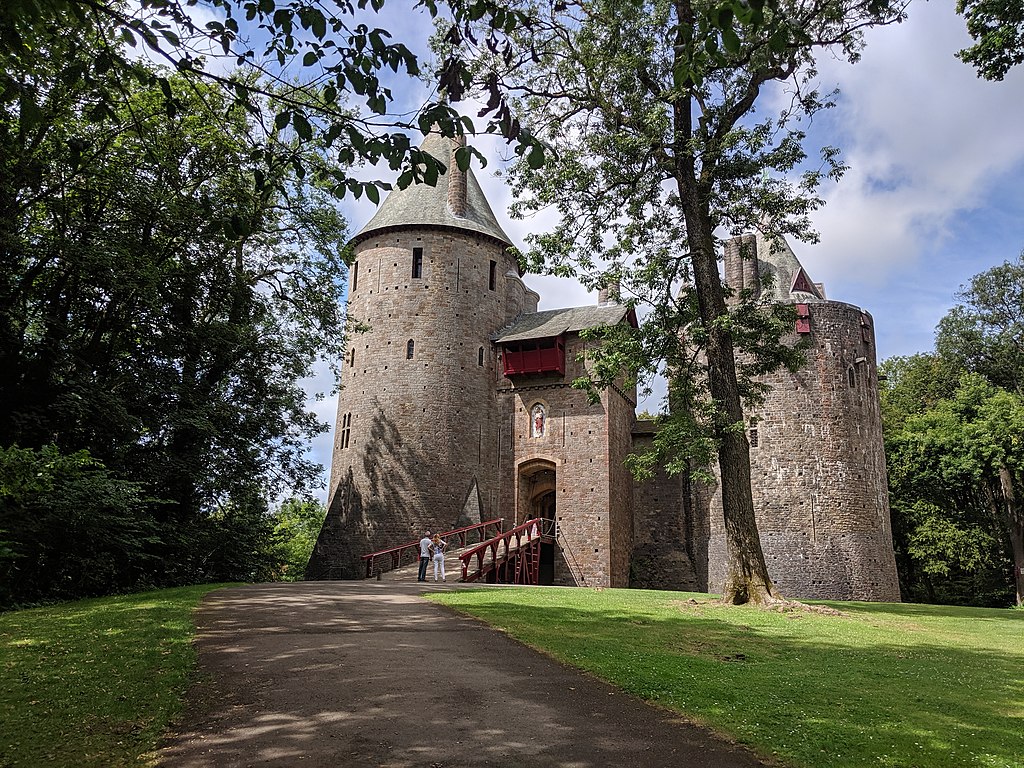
[936,251,1024,394]
[882,255,1024,606]
[0,0,542,198]
[0,22,349,606]
[272,498,328,580]
[0,445,157,608]
[957,0,1024,81]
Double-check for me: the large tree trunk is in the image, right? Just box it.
[680,192,778,605]
[998,466,1023,606]
[669,0,778,606]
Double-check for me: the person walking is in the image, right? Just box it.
[430,533,448,582]
[417,531,432,582]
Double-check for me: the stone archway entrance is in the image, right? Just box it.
[517,460,557,585]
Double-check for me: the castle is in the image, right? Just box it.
[306,133,901,601]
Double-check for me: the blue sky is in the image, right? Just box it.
[300,1,1024,502]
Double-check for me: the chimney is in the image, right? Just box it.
[723,234,759,304]
[598,279,620,305]
[447,133,468,218]
[741,234,760,301]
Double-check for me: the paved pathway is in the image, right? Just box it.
[158,582,768,767]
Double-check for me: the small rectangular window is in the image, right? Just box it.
[489,260,497,291]
[352,261,358,292]
[750,428,759,448]
[412,248,423,279]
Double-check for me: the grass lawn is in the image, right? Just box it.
[429,588,1024,768]
[0,585,225,768]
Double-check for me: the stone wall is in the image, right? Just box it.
[630,425,702,591]
[705,301,901,600]
[307,226,518,578]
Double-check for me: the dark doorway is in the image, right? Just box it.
[535,490,555,585]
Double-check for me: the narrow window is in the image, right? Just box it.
[478,347,484,366]
[349,348,355,367]
[412,247,423,279]
[340,413,352,449]
[406,339,415,359]
[750,428,759,448]
[351,261,359,292]
[489,260,497,291]
[848,367,856,388]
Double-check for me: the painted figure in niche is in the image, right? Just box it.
[531,403,546,438]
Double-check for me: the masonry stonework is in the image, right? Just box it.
[307,134,901,600]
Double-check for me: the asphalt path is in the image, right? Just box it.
[158,581,769,767]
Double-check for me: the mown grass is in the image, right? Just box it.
[429,588,1024,768]
[0,585,226,768]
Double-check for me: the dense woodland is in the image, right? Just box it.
[0,20,336,607]
[1,1,1022,608]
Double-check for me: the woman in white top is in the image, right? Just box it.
[429,534,447,582]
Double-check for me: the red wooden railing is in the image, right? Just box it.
[459,518,545,585]
[360,518,505,579]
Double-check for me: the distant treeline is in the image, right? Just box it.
[881,256,1024,607]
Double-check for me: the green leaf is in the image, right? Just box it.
[275,111,291,131]
[365,184,380,204]
[293,112,312,140]
[768,27,788,54]
[311,10,326,39]
[527,144,544,169]
[722,25,741,54]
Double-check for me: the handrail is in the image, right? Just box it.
[459,518,544,583]
[360,518,505,578]
[555,526,588,587]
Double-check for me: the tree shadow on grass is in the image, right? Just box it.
[437,590,1024,768]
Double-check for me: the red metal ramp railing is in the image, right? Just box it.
[459,518,546,585]
[360,518,505,579]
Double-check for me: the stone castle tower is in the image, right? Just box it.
[307,133,535,579]
[704,234,901,600]
[307,133,901,601]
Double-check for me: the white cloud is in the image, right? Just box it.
[800,2,1024,290]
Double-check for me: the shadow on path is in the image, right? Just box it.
[158,582,768,767]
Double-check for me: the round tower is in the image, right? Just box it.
[705,234,901,600]
[308,133,527,578]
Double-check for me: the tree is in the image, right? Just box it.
[454,0,906,604]
[957,0,1024,81]
[0,445,157,608]
[0,0,541,196]
[881,363,1017,606]
[0,22,349,601]
[936,252,1024,395]
[972,385,1024,605]
[272,498,328,580]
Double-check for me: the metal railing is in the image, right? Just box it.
[360,518,505,579]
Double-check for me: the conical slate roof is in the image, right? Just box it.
[352,132,513,246]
